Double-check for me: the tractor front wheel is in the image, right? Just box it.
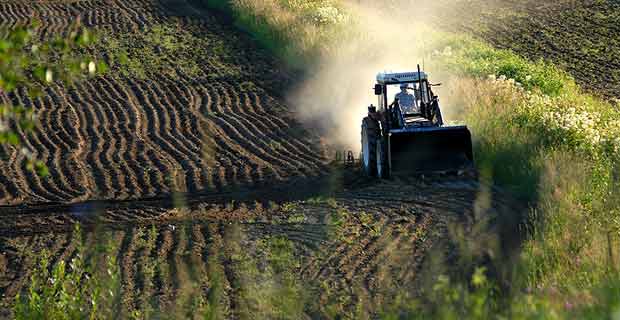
[361,117,378,176]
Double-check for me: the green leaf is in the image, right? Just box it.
[36,161,49,177]
[7,133,20,146]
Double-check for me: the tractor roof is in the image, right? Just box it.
[376,71,428,84]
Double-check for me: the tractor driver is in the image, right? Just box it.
[395,83,417,114]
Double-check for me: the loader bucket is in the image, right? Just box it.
[388,126,473,174]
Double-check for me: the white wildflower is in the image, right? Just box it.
[45,69,53,83]
[313,6,345,25]
[88,61,96,74]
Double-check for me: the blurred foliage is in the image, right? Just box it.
[13,225,121,320]
[0,24,103,176]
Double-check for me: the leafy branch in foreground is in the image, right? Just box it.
[0,24,104,176]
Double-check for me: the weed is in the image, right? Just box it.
[13,225,121,320]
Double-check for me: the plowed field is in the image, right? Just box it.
[1,175,516,317]
[0,0,328,207]
[0,0,520,317]
[422,0,620,99]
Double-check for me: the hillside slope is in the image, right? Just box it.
[425,0,620,99]
[0,0,328,207]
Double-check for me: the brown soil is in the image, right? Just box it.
[0,0,524,317]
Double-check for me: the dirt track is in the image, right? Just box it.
[0,0,522,316]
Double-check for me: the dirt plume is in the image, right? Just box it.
[289,1,479,152]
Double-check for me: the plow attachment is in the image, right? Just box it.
[388,126,474,175]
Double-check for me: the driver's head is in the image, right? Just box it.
[400,83,408,92]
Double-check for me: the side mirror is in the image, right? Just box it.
[374,84,383,95]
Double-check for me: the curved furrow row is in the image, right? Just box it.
[80,5,132,32]
[93,79,146,196]
[3,147,44,205]
[154,228,175,309]
[0,147,21,204]
[11,90,72,202]
[85,80,136,199]
[37,16,73,40]
[165,82,222,188]
[192,84,254,170]
[125,79,182,190]
[129,80,194,191]
[221,113,315,176]
[194,83,274,185]
[210,83,237,114]
[189,224,210,297]
[230,111,324,174]
[78,81,128,199]
[85,80,140,199]
[241,90,325,163]
[209,115,303,177]
[136,226,158,313]
[171,225,196,309]
[245,89,267,113]
[47,87,80,150]
[148,81,206,191]
[160,80,205,154]
[199,83,274,184]
[196,83,217,115]
[233,91,325,171]
[67,84,116,199]
[118,228,140,313]
[0,93,24,204]
[106,78,166,196]
[0,3,32,22]
[64,88,97,200]
[199,120,255,188]
[36,89,87,199]
[110,0,151,31]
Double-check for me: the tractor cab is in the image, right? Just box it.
[374,70,443,130]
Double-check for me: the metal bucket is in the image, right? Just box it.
[388,126,473,174]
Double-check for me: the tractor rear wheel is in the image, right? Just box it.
[361,117,378,176]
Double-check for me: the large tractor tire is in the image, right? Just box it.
[361,117,379,176]
[376,138,389,179]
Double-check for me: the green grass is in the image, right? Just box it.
[96,23,240,80]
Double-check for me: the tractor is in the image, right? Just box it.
[361,67,473,178]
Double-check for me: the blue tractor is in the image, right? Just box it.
[361,67,474,178]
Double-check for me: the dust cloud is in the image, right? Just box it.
[289,1,467,153]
